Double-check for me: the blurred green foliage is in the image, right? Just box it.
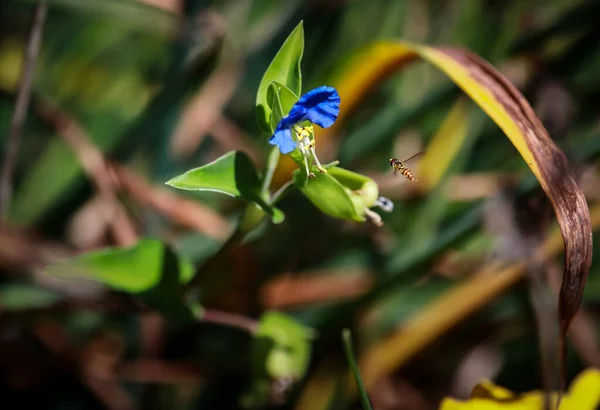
[1,0,600,409]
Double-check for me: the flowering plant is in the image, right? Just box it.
[167,21,393,229]
[163,21,396,407]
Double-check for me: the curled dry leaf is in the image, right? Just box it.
[342,41,592,333]
[431,46,592,336]
[289,41,592,399]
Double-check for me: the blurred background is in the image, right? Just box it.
[1,0,600,409]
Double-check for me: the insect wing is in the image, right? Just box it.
[401,151,424,164]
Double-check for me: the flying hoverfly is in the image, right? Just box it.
[389,151,424,182]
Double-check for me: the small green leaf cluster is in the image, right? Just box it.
[241,312,315,408]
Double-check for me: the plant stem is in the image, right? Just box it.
[261,146,280,196]
[201,309,258,334]
[271,180,295,205]
[342,329,374,410]
[0,1,48,219]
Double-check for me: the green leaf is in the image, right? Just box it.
[166,151,284,224]
[253,312,313,380]
[269,85,285,135]
[45,239,196,325]
[342,329,374,410]
[45,239,192,293]
[139,244,196,326]
[256,21,304,133]
[243,311,315,407]
[294,166,365,223]
[271,81,299,116]
[166,151,253,196]
[268,81,299,133]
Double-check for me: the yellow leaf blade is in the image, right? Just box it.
[417,97,471,190]
[416,44,592,337]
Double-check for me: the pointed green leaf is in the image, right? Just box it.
[256,21,304,132]
[165,151,251,196]
[166,151,284,224]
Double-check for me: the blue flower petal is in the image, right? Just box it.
[278,108,306,131]
[269,126,297,154]
[269,86,340,155]
[287,86,340,128]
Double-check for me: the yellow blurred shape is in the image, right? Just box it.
[440,369,600,410]
[294,361,339,410]
[0,40,25,93]
[471,380,515,400]
[417,98,471,191]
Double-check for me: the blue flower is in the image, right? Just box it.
[269,86,341,155]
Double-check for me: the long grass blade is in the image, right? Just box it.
[342,328,373,410]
